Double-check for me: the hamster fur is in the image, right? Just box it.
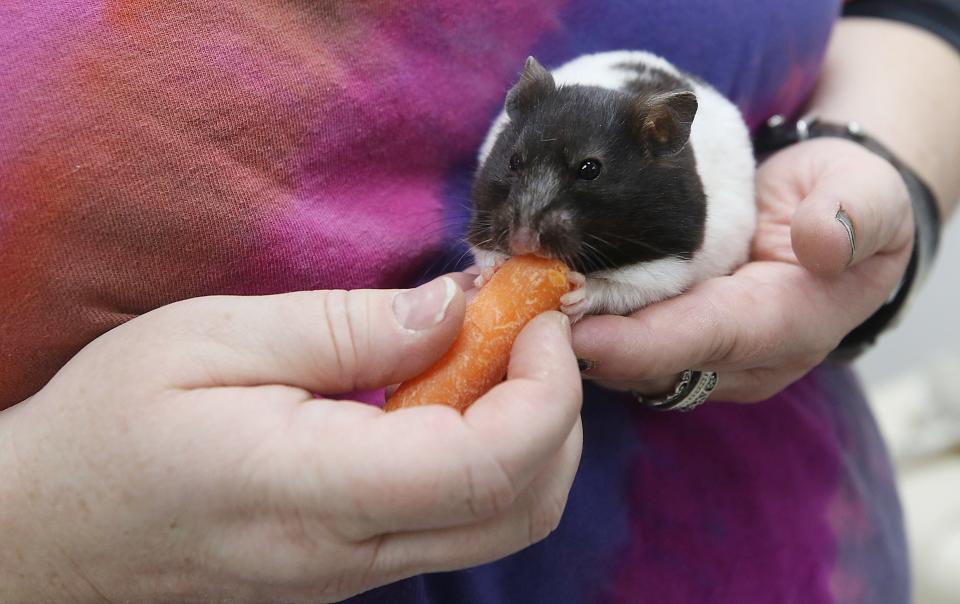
[468,51,755,316]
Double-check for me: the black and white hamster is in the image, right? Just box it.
[467,52,755,318]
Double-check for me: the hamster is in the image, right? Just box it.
[467,52,755,319]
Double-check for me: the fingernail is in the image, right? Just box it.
[577,358,595,373]
[393,277,457,331]
[835,207,856,267]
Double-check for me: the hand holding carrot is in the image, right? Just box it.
[0,278,582,603]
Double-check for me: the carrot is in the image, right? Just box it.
[385,256,570,412]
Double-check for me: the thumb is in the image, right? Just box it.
[137,276,466,394]
[791,154,913,275]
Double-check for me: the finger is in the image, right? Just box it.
[271,312,581,538]
[572,280,738,382]
[445,271,478,292]
[463,311,581,498]
[140,276,466,393]
[791,150,913,275]
[381,270,475,397]
[572,265,846,383]
[372,416,583,580]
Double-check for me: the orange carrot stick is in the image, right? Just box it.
[385,256,570,412]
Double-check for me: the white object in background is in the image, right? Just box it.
[867,355,960,463]
[866,355,960,604]
[897,457,960,604]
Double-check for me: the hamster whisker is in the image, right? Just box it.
[579,240,616,269]
[465,236,494,250]
[586,232,674,258]
[494,228,510,254]
[450,247,477,271]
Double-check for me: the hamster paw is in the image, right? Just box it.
[560,271,588,323]
[566,271,586,290]
[473,255,508,289]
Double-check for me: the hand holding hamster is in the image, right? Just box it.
[468,52,756,320]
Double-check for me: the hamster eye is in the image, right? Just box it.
[509,153,523,171]
[578,159,602,181]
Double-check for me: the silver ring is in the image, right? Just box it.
[633,370,718,412]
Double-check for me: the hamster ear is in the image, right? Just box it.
[630,91,698,156]
[505,56,555,121]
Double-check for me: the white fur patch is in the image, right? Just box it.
[471,247,509,270]
[589,257,694,315]
[478,111,510,165]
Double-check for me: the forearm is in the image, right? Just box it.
[807,17,960,219]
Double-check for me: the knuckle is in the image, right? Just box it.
[699,296,738,363]
[463,453,518,521]
[733,366,810,403]
[802,349,830,370]
[354,535,388,599]
[786,322,832,364]
[96,297,224,373]
[317,289,362,386]
[525,490,567,545]
[314,571,365,604]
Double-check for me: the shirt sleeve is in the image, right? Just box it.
[843,0,960,51]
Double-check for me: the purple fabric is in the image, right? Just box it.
[354,370,906,604]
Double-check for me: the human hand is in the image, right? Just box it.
[0,278,582,603]
[572,137,914,402]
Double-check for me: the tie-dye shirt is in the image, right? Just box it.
[0,1,908,602]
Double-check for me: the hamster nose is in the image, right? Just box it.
[509,226,541,255]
